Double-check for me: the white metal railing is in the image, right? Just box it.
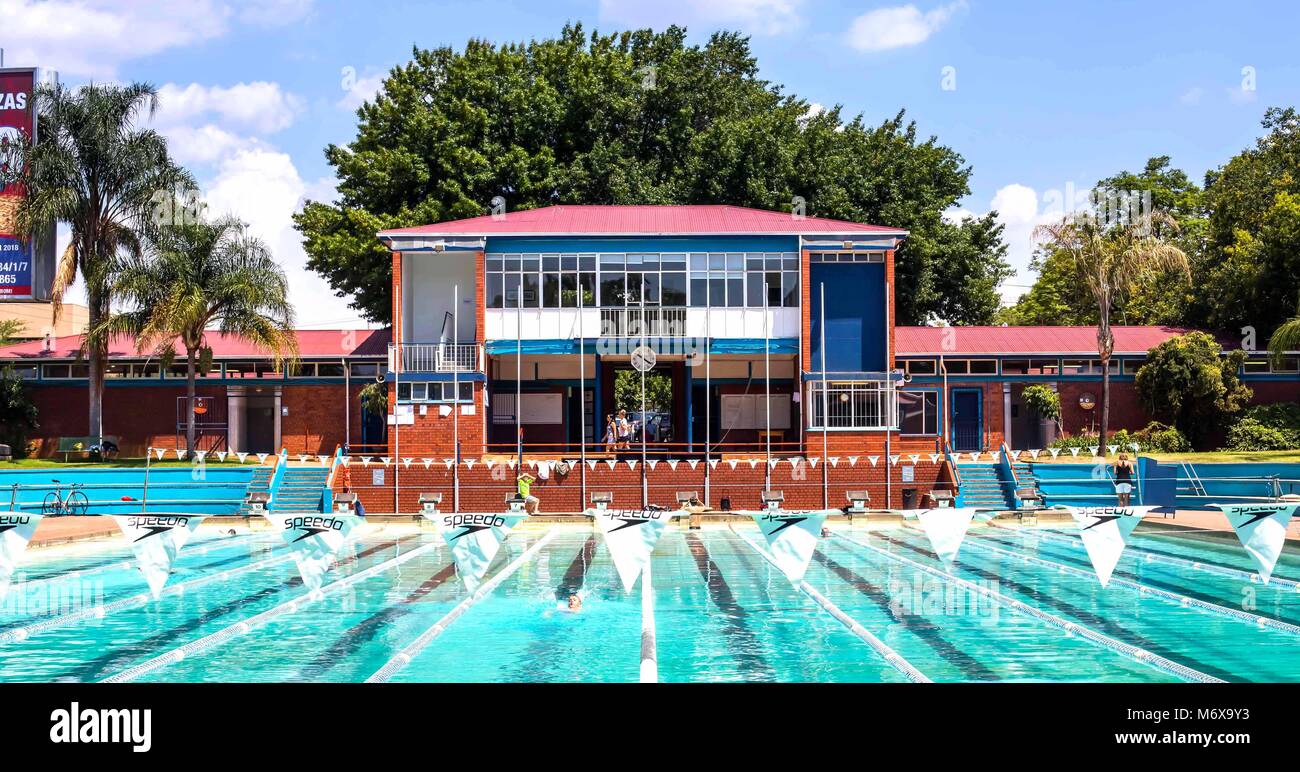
[599,306,687,338]
[806,380,898,430]
[390,343,481,373]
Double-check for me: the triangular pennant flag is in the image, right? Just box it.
[850,456,862,467]
[768,459,779,469]
[889,455,900,466]
[526,460,537,470]
[401,458,413,468]
[298,454,310,464]
[380,457,392,466]
[1068,448,1080,457]
[748,459,760,469]
[908,454,920,465]
[666,459,678,471]
[216,451,228,463]
[112,514,206,599]
[788,457,802,469]
[1029,449,1041,459]
[426,510,528,591]
[1009,450,1021,460]
[989,451,1000,463]
[591,508,674,592]
[928,453,942,463]
[1106,445,1118,456]
[506,460,516,470]
[647,459,658,470]
[175,448,187,460]
[421,458,433,469]
[708,460,719,469]
[464,459,476,470]
[0,513,43,600]
[444,459,455,469]
[256,453,269,464]
[341,456,351,466]
[750,509,833,582]
[1087,446,1099,457]
[318,455,330,465]
[828,457,839,467]
[969,451,981,462]
[485,459,496,470]
[155,447,168,460]
[808,457,819,468]
[1215,503,1299,584]
[605,460,617,470]
[236,452,248,463]
[626,460,638,471]
[586,460,597,470]
[195,450,207,462]
[264,512,362,592]
[914,508,977,567]
[1049,448,1061,459]
[361,456,373,466]
[727,460,739,470]
[687,460,699,470]
[1066,506,1154,587]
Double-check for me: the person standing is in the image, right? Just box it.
[1113,452,1136,507]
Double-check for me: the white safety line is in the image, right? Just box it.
[833,531,1224,683]
[731,527,932,683]
[639,560,657,683]
[957,532,1300,636]
[103,540,442,683]
[1007,524,1300,591]
[0,550,295,645]
[365,528,560,683]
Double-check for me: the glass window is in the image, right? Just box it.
[317,363,345,378]
[542,273,560,308]
[898,390,938,435]
[903,359,937,376]
[969,360,997,375]
[808,381,896,429]
[521,272,540,308]
[661,272,687,306]
[349,362,383,378]
[942,360,968,375]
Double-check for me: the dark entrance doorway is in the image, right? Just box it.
[950,388,983,451]
[245,396,276,453]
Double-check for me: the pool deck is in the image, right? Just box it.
[28,516,120,547]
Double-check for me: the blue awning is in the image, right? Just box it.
[709,338,799,355]
[485,340,591,355]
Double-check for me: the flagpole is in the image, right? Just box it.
[453,284,460,513]
[641,302,648,508]
[764,279,772,491]
[704,293,711,505]
[516,288,523,473]
[820,282,829,510]
[578,277,587,506]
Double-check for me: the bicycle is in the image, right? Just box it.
[42,480,89,516]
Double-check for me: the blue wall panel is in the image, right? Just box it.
[808,262,886,373]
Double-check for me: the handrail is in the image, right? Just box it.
[266,448,289,509]
[940,437,962,493]
[323,445,345,512]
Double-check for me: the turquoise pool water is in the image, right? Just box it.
[2,522,1299,683]
[1,468,254,515]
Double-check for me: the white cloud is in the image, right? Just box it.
[0,1,314,78]
[948,182,1056,303]
[846,1,967,53]
[155,82,303,134]
[160,124,259,166]
[202,149,360,327]
[598,0,804,35]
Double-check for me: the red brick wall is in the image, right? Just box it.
[281,383,369,456]
[1057,380,1147,437]
[338,455,949,514]
[387,382,486,457]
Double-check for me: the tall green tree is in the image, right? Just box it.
[96,215,298,456]
[1134,332,1251,445]
[296,24,1010,325]
[0,365,39,458]
[17,82,192,442]
[1033,211,1190,448]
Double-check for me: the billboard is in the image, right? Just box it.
[0,68,37,300]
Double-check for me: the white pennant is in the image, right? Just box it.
[969,451,981,462]
[908,454,920,465]
[1066,506,1154,587]
[341,456,351,467]
[807,457,819,468]
[749,509,833,582]
[427,511,528,591]
[401,458,412,468]
[464,459,476,470]
[591,508,675,592]
[0,513,43,600]
[113,514,206,598]
[485,460,497,470]
[421,458,434,469]
[175,448,187,460]
[626,460,637,471]
[850,456,861,467]
[318,455,330,465]
[788,457,801,469]
[1214,503,1299,584]
[236,452,248,463]
[256,453,269,464]
[989,451,1000,463]
[748,459,760,469]
[768,459,779,469]
[587,460,598,470]
[1049,448,1061,459]
[507,460,516,470]
[298,454,310,464]
[687,460,699,470]
[666,459,678,471]
[1106,445,1118,456]
[727,460,738,470]
[1087,446,1099,457]
[646,460,658,470]
[605,460,617,470]
[914,507,977,566]
[1068,448,1080,457]
[265,512,362,592]
[1009,450,1021,460]
[444,459,455,469]
[381,457,392,466]
[1029,449,1041,459]
[928,453,942,463]
[155,448,167,460]
[195,450,208,462]
[708,460,720,469]
[828,457,839,467]
[216,451,228,463]
[889,455,900,466]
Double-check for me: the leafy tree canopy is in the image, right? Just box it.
[296,23,1010,325]
[1134,331,1252,444]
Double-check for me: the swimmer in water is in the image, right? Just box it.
[567,594,582,611]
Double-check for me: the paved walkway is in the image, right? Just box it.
[29,516,119,547]
[1150,508,1300,541]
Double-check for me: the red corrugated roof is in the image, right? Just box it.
[0,329,391,360]
[379,204,907,238]
[895,326,1208,356]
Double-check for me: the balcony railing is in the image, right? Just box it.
[599,307,687,338]
[390,343,481,373]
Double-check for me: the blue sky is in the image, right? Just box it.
[4,0,1297,326]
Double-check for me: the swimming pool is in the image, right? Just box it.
[2,521,1298,683]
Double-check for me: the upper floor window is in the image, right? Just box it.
[1061,359,1120,375]
[486,252,797,309]
[809,252,885,263]
[1245,356,1299,374]
[349,361,386,378]
[397,381,472,403]
[42,363,90,379]
[289,361,346,378]
[941,359,997,375]
[807,381,896,429]
[1001,359,1060,375]
[902,359,937,376]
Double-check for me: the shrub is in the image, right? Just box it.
[0,366,39,458]
[1223,419,1300,451]
[1049,422,1190,453]
[1134,331,1252,444]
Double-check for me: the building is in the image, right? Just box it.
[0,329,389,457]
[0,301,89,341]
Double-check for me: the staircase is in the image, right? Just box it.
[271,466,331,512]
[957,463,1010,510]
[236,466,274,517]
[1010,460,1042,506]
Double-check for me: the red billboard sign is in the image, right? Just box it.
[0,68,36,298]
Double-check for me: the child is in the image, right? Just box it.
[517,472,540,514]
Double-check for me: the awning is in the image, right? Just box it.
[709,338,799,355]
[484,340,591,355]
[484,338,800,356]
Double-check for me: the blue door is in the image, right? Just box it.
[950,389,982,451]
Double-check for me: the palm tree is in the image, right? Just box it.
[1034,210,1189,449]
[1270,295,1300,366]
[97,214,298,456]
[17,82,192,443]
